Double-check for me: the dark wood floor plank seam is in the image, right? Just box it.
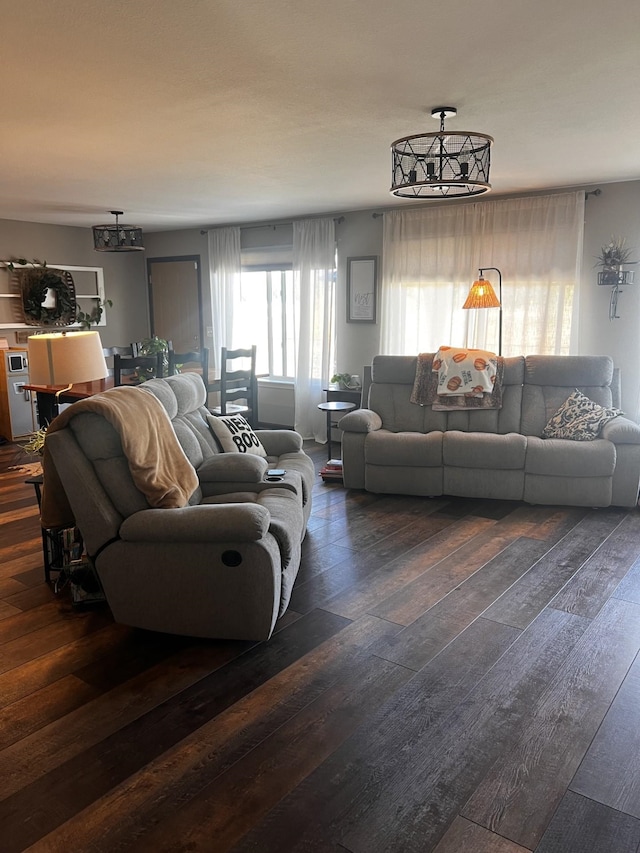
[460,596,640,850]
[569,649,640,819]
[368,536,547,671]
[318,515,498,620]
[550,510,640,619]
[6,614,402,852]
[333,607,593,853]
[226,608,582,853]
[481,508,629,630]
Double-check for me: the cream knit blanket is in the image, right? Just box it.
[41,385,198,529]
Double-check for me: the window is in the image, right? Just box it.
[238,266,296,379]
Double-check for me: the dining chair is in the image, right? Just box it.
[102,345,134,377]
[113,353,164,386]
[167,347,210,382]
[210,345,258,427]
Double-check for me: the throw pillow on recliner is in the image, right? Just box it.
[542,388,622,441]
[207,413,267,456]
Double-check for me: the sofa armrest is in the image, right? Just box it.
[120,503,270,542]
[339,408,383,433]
[601,416,640,445]
[197,453,268,483]
[256,429,303,455]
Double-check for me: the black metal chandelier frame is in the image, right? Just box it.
[390,107,493,199]
[93,210,145,252]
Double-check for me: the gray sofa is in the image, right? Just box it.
[45,373,314,640]
[340,354,640,508]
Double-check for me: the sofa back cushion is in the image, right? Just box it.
[141,373,219,469]
[370,354,525,435]
[521,355,615,437]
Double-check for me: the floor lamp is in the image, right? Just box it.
[462,267,503,356]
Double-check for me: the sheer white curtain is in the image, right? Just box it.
[381,191,584,356]
[208,226,241,372]
[293,217,336,441]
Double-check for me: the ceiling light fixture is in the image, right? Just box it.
[390,107,493,199]
[93,210,144,252]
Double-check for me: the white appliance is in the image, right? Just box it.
[0,348,36,441]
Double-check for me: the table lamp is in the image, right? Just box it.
[28,331,109,400]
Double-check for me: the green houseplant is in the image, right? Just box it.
[595,237,636,287]
[331,372,353,390]
[135,336,169,380]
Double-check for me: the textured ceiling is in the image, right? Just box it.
[0,0,638,231]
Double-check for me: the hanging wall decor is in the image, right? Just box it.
[17,265,77,326]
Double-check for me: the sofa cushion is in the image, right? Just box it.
[542,389,622,441]
[366,429,442,467]
[443,431,527,469]
[207,413,267,456]
[526,436,616,477]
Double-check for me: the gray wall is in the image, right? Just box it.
[4,178,640,424]
[0,218,149,349]
[145,179,640,423]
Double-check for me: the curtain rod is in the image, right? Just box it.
[370,188,602,219]
[200,215,345,235]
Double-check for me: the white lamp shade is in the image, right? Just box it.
[28,331,108,386]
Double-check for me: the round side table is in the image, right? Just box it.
[317,401,356,461]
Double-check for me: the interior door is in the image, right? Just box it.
[147,257,203,353]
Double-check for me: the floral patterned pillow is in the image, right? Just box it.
[542,389,623,441]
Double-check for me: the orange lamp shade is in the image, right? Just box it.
[462,278,501,309]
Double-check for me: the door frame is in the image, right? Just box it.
[146,255,204,352]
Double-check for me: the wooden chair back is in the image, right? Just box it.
[113,353,164,386]
[212,345,258,427]
[167,348,210,385]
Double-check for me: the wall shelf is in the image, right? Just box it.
[0,262,106,329]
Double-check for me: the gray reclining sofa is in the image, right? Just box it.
[340,354,640,507]
[45,373,314,640]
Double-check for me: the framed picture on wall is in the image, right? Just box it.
[347,256,377,323]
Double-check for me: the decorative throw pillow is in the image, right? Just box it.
[206,413,267,456]
[542,389,623,441]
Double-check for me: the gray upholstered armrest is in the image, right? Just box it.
[197,453,268,483]
[120,503,270,542]
[339,408,383,433]
[601,416,640,444]
[256,429,303,455]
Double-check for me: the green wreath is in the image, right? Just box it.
[20,268,77,326]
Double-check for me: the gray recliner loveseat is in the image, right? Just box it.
[44,372,314,640]
[339,354,640,508]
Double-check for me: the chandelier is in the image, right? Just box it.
[390,107,493,199]
[93,210,144,252]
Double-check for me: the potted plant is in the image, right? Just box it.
[596,237,635,286]
[136,336,169,380]
[331,372,353,390]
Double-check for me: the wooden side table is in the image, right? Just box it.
[317,401,356,461]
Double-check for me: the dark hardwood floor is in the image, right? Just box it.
[2,440,640,852]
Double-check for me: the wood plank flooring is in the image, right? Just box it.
[2,441,640,852]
